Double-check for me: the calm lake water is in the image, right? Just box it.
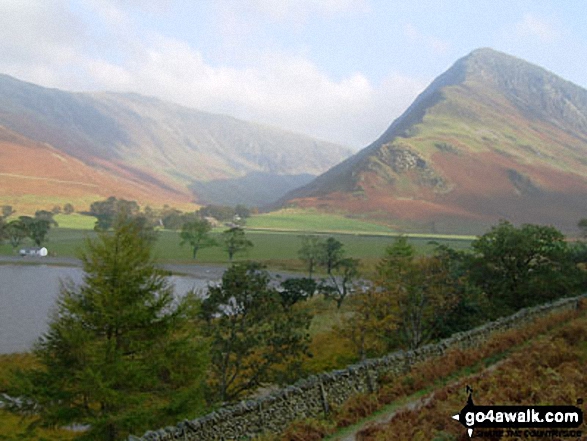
[0,265,211,354]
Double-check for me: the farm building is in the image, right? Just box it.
[19,247,48,257]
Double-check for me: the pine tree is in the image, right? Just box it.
[8,214,208,440]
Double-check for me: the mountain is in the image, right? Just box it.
[280,48,587,234]
[0,74,352,211]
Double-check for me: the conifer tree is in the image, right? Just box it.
[8,214,208,440]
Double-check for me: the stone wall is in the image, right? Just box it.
[130,294,585,441]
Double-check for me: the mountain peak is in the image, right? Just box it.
[280,49,587,233]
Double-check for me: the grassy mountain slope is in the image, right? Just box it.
[0,74,352,210]
[0,127,193,213]
[281,49,587,233]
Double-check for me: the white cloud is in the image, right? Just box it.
[403,23,449,55]
[514,13,560,43]
[0,0,87,86]
[250,0,370,22]
[0,0,423,148]
[82,35,424,147]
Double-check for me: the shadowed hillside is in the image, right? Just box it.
[0,74,352,210]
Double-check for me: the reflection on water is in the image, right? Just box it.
[0,265,210,354]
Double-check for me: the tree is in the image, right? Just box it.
[20,216,52,247]
[395,256,456,349]
[0,217,5,244]
[89,196,140,231]
[1,205,15,219]
[279,277,317,310]
[429,243,489,338]
[160,207,185,230]
[343,286,398,360]
[5,219,28,251]
[201,262,310,402]
[7,214,209,440]
[34,210,58,226]
[234,204,251,219]
[63,203,75,215]
[180,219,216,259]
[298,235,325,279]
[345,237,459,353]
[319,237,344,275]
[469,221,581,315]
[197,205,236,222]
[309,236,358,308]
[222,227,253,261]
[320,257,360,309]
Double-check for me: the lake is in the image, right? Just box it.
[0,265,212,354]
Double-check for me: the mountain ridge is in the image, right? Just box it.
[0,74,352,210]
[280,48,587,233]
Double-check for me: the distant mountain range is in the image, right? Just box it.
[0,74,352,211]
[280,48,587,233]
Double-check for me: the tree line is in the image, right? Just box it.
[0,207,58,250]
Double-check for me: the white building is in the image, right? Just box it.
[19,247,48,257]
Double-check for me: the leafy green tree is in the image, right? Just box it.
[7,214,209,440]
[298,235,325,278]
[63,203,75,215]
[222,227,253,261]
[234,204,251,219]
[320,257,360,309]
[279,277,317,310]
[469,221,581,315]
[160,207,185,230]
[395,256,457,349]
[319,237,344,275]
[309,236,358,308]
[201,262,311,402]
[5,219,28,251]
[89,196,140,231]
[429,244,489,338]
[180,219,216,259]
[19,216,52,247]
[34,210,58,226]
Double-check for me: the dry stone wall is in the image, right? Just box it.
[130,294,585,441]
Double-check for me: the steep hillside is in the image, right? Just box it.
[281,49,587,233]
[0,75,351,210]
[0,127,193,213]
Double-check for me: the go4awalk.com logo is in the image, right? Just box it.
[452,386,584,438]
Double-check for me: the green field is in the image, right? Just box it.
[0,226,474,272]
[53,213,97,229]
[247,209,397,234]
[0,209,476,270]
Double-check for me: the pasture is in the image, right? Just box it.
[0,228,474,272]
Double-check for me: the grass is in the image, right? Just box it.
[53,213,96,230]
[247,209,397,234]
[0,225,474,270]
[0,207,475,269]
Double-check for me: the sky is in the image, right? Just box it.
[1,1,587,149]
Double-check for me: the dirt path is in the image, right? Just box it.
[331,393,435,441]
[330,360,506,441]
